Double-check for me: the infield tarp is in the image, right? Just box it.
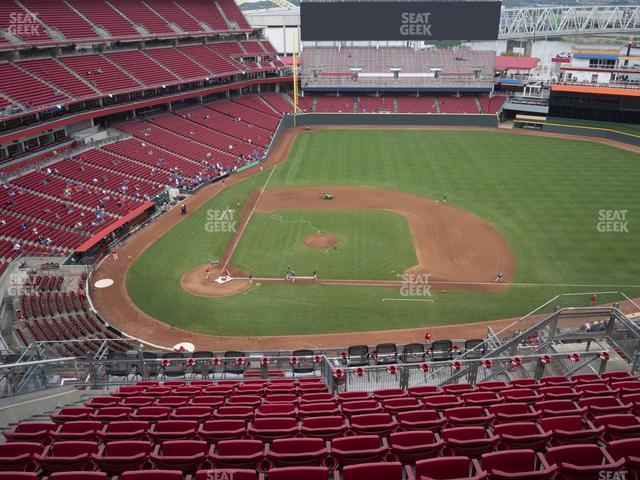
[300,0,501,41]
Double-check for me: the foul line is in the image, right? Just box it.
[222,165,278,271]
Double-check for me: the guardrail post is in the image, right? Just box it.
[468,363,479,386]
[137,347,147,381]
[400,366,409,390]
[598,355,608,376]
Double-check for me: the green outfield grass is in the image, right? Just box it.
[232,210,417,279]
[126,129,640,336]
[547,117,640,137]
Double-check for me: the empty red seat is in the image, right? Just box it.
[298,402,340,417]
[422,395,464,411]
[44,472,108,480]
[538,386,580,401]
[90,407,132,422]
[189,396,224,408]
[494,422,549,451]
[202,385,234,397]
[442,426,498,457]
[500,389,540,404]
[383,397,421,414]
[210,440,264,470]
[131,406,172,423]
[120,397,154,409]
[546,444,624,480]
[35,441,98,473]
[477,381,509,393]
[349,413,398,436]
[92,440,150,474]
[0,473,38,480]
[84,397,120,409]
[268,466,331,480]
[511,379,541,389]
[298,383,329,395]
[415,456,485,480]
[0,442,44,471]
[534,400,586,417]
[4,422,55,444]
[300,393,335,404]
[540,376,576,388]
[408,385,441,398]
[489,403,540,423]
[148,420,198,442]
[593,414,640,441]
[343,462,404,480]
[170,406,213,421]
[575,383,615,397]
[331,435,388,469]
[198,420,246,443]
[341,400,382,417]
[195,469,258,480]
[337,392,370,403]
[265,438,329,468]
[173,386,203,397]
[397,409,445,431]
[248,417,298,441]
[461,392,500,407]
[264,394,298,405]
[255,404,297,418]
[227,395,262,408]
[607,438,640,480]
[143,387,172,397]
[445,407,494,427]
[214,406,254,421]
[156,396,189,408]
[150,440,207,473]
[372,389,406,401]
[117,471,184,480]
[50,408,92,424]
[300,415,349,440]
[114,386,143,397]
[443,384,478,395]
[389,430,443,463]
[579,396,630,417]
[480,449,556,480]
[540,415,603,445]
[50,421,101,441]
[572,374,602,384]
[602,371,637,383]
[97,421,148,442]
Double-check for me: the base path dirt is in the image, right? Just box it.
[90,125,640,351]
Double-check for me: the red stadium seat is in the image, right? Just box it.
[248,417,298,441]
[489,403,541,423]
[170,406,213,422]
[546,444,624,480]
[214,406,255,421]
[494,422,549,451]
[442,426,498,457]
[579,396,631,417]
[131,407,172,422]
[607,438,640,480]
[500,389,540,404]
[35,441,98,473]
[593,414,640,441]
[117,471,184,480]
[538,386,580,401]
[461,392,500,407]
[198,420,246,443]
[389,430,444,463]
[0,473,37,480]
[510,379,541,389]
[45,473,108,480]
[255,404,297,418]
[195,469,260,480]
[397,409,445,431]
[148,420,198,442]
[575,383,615,397]
[264,394,298,405]
[84,397,120,409]
[50,421,101,441]
[268,466,330,480]
[0,442,44,471]
[189,396,225,408]
[156,396,189,408]
[210,440,264,470]
[330,435,388,469]
[444,407,494,427]
[442,384,478,395]
[299,402,341,417]
[265,438,329,468]
[534,400,586,417]
[337,392,370,403]
[119,397,154,408]
[372,389,407,401]
[477,381,509,393]
[227,395,262,408]
[415,456,486,480]
[540,376,576,388]
[602,371,638,383]
[150,440,207,473]
[383,397,421,414]
[572,374,602,385]
[341,400,383,417]
[96,421,148,442]
[3,422,56,444]
[408,385,441,398]
[611,381,640,395]
[539,415,603,445]
[92,440,151,474]
[422,395,464,411]
[342,462,405,480]
[300,393,335,404]
[300,415,350,440]
[480,449,556,480]
[349,413,398,436]
[90,407,132,423]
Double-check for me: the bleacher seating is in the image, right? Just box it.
[479,94,507,114]
[396,96,439,113]
[108,0,174,35]
[438,95,481,114]
[59,54,141,94]
[20,0,97,40]
[0,1,52,42]
[17,58,98,99]
[145,47,209,80]
[357,96,393,113]
[314,96,354,113]
[261,93,294,114]
[105,50,178,86]
[0,63,68,108]
[218,0,252,30]
[0,372,638,479]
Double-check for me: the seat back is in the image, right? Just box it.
[332,435,381,451]
[540,415,583,432]
[271,437,325,454]
[546,444,604,467]
[494,422,539,436]
[268,466,329,480]
[390,430,436,446]
[50,441,98,456]
[481,449,537,473]
[195,470,258,480]
[443,426,487,441]
[415,456,473,479]
[103,440,151,456]
[216,440,263,456]
[120,471,184,480]
[607,438,640,461]
[343,462,403,480]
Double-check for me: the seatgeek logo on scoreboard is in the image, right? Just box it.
[400,12,432,37]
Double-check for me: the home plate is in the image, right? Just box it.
[215,275,232,284]
[94,279,114,288]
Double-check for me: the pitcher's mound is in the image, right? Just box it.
[304,233,338,249]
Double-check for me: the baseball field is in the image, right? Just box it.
[114,128,640,340]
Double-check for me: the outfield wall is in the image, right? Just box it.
[541,124,640,148]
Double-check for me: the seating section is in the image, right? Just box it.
[59,54,141,94]
[438,95,481,114]
[314,96,355,113]
[144,47,209,80]
[479,94,507,114]
[396,96,439,113]
[17,58,98,99]
[0,63,68,108]
[0,0,52,42]
[105,51,178,86]
[69,0,139,37]
[1,372,639,479]
[20,0,97,40]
